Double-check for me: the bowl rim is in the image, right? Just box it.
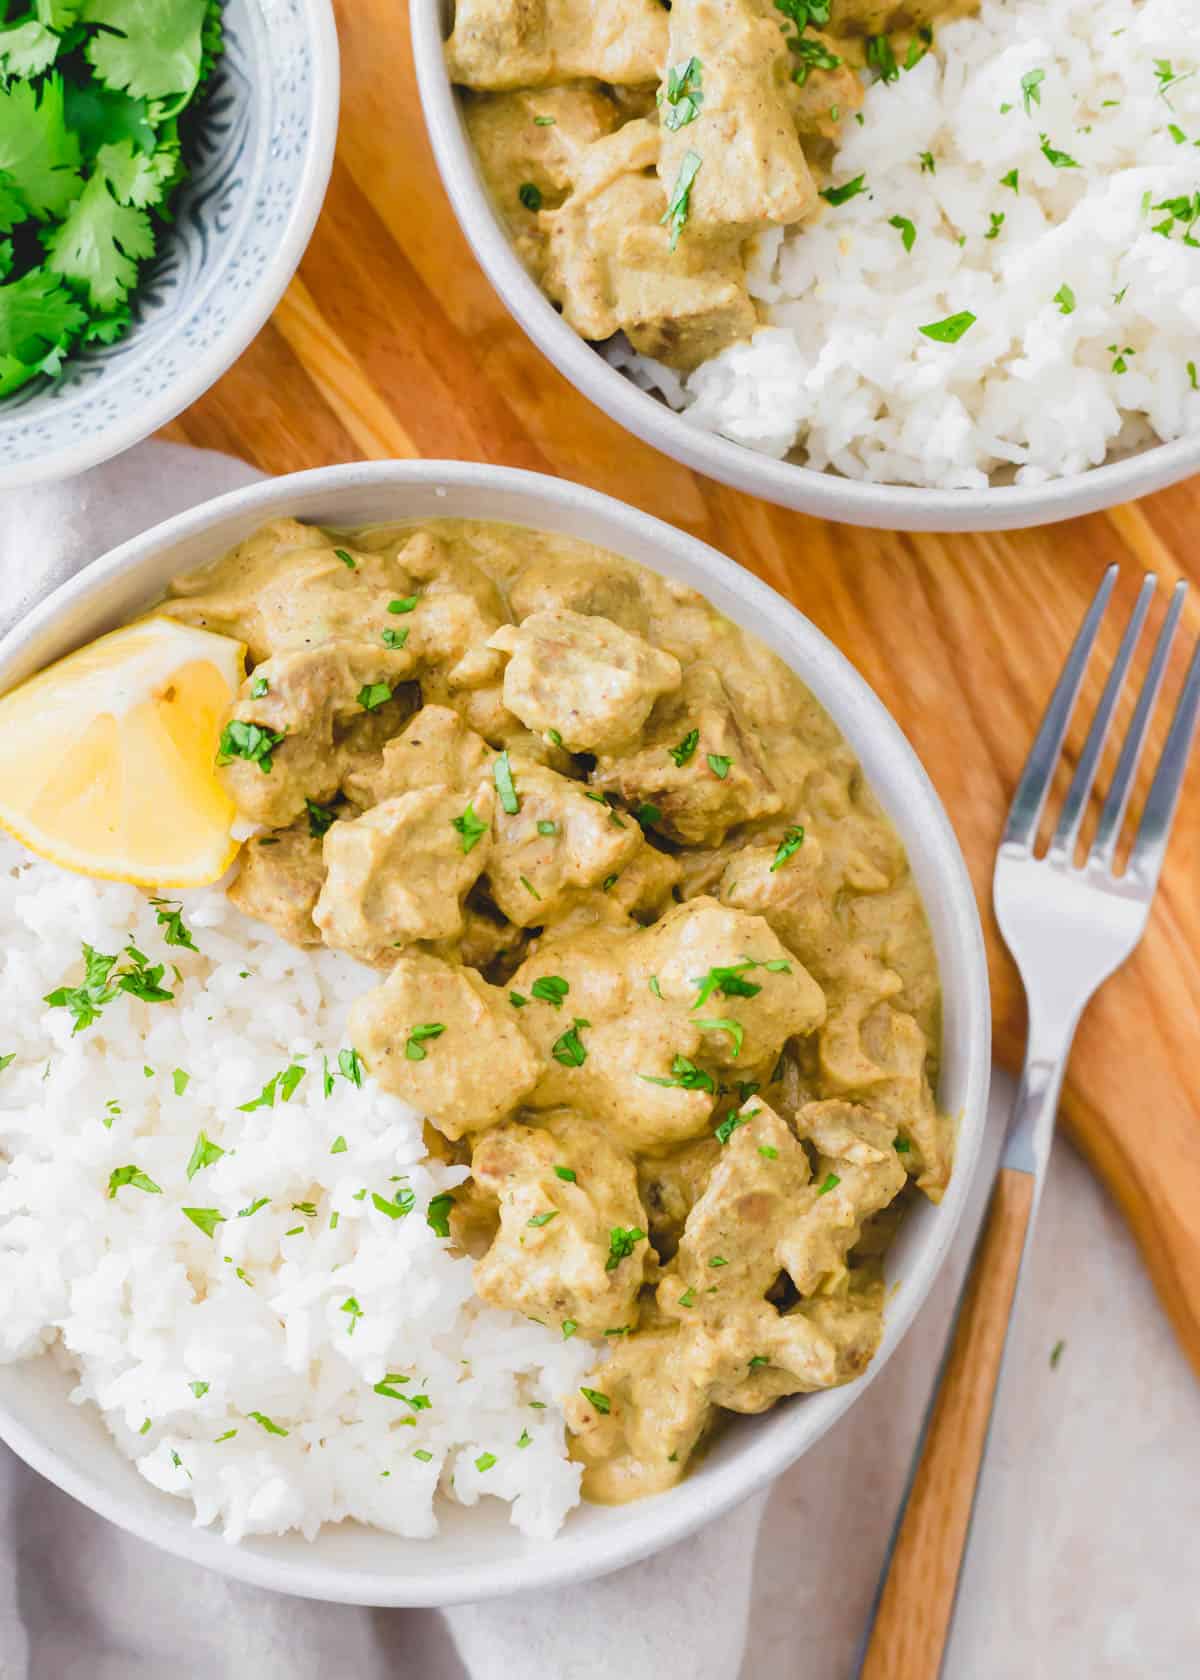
[408,0,1200,534]
[0,459,992,1605]
[0,0,341,494]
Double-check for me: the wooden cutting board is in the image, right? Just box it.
[164,0,1200,1376]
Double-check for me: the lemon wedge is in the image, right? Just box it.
[0,615,247,887]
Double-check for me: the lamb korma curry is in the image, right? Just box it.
[162,518,951,1503]
[448,0,976,371]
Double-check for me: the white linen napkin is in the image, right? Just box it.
[1,444,1195,1680]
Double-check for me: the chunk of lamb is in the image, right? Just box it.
[637,896,825,1071]
[342,704,492,808]
[540,120,758,371]
[218,645,417,830]
[446,0,668,90]
[471,1109,649,1337]
[349,952,540,1139]
[313,783,495,964]
[508,553,651,637]
[658,0,818,239]
[488,606,681,754]
[593,662,781,845]
[568,1099,896,1494]
[485,760,643,926]
[464,86,620,279]
[227,822,326,947]
[163,521,421,664]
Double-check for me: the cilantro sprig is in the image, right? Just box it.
[0,4,225,399]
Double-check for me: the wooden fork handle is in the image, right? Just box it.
[859,1167,1036,1680]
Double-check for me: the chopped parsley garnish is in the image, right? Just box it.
[601,873,618,892]
[426,1192,455,1238]
[749,1355,770,1370]
[493,750,519,814]
[341,1296,363,1334]
[414,1448,434,1461]
[709,1255,728,1268]
[372,1187,416,1220]
[107,1164,161,1198]
[678,1288,696,1308]
[251,676,270,698]
[895,1136,912,1153]
[334,548,356,569]
[635,802,662,828]
[45,941,174,1033]
[217,719,285,774]
[649,975,663,999]
[866,35,898,83]
[528,1210,559,1229]
[773,0,832,28]
[1001,169,1020,192]
[661,56,704,130]
[554,1165,577,1182]
[517,1429,532,1448]
[985,211,1005,240]
[249,1411,288,1437]
[791,34,841,86]
[238,1062,305,1111]
[331,1135,348,1154]
[758,1145,779,1160]
[669,728,699,767]
[820,174,867,207]
[189,1381,209,1398]
[405,1023,446,1062]
[561,1319,577,1338]
[1020,67,1045,114]
[579,1387,611,1415]
[139,1417,152,1434]
[1054,283,1076,315]
[509,990,529,1008]
[714,1111,747,1145]
[451,800,489,853]
[1189,361,1198,391]
[919,311,976,344]
[817,1172,841,1196]
[306,799,337,839]
[1109,343,1135,373]
[770,825,806,871]
[888,214,916,252]
[185,1131,224,1181]
[150,897,198,951]
[536,819,559,836]
[919,150,936,174]
[531,975,569,1008]
[0,1053,14,1074]
[518,181,542,211]
[357,681,393,712]
[388,595,419,614]
[237,1197,269,1219]
[551,1018,589,1067]
[533,114,555,126]
[707,753,732,779]
[338,1047,364,1088]
[382,626,409,649]
[373,1373,412,1399]
[694,1016,745,1057]
[640,1055,715,1094]
[182,1206,225,1238]
[662,147,702,251]
[606,1226,646,1270]
[1050,1338,1065,1369]
[691,960,762,1009]
[474,1451,497,1473]
[1039,134,1079,169]
[547,728,563,747]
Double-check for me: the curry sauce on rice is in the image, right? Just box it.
[0,517,950,1534]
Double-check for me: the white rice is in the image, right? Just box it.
[0,835,593,1543]
[622,0,1200,488]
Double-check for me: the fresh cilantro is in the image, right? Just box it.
[669,728,699,766]
[388,595,418,614]
[306,799,336,839]
[1021,67,1045,114]
[758,1145,779,1160]
[340,1296,363,1334]
[531,975,569,1008]
[334,547,356,568]
[606,1225,645,1270]
[527,1209,558,1228]
[382,626,408,649]
[661,56,703,130]
[919,150,936,173]
[561,1318,577,1337]
[149,896,197,951]
[640,1055,715,1093]
[866,35,898,83]
[820,174,866,207]
[677,1288,696,1308]
[1050,1338,1065,1369]
[405,1022,446,1061]
[509,990,528,1008]
[791,34,841,86]
[185,1130,224,1180]
[579,1387,611,1415]
[770,825,805,871]
[475,1451,497,1472]
[426,1192,454,1238]
[517,180,541,211]
[661,147,701,251]
[248,1410,288,1436]
[985,211,1005,240]
[1001,169,1020,192]
[554,1165,577,1182]
[551,1018,589,1066]
[919,311,976,343]
[694,1016,745,1056]
[888,214,916,251]
[493,750,519,814]
[338,1047,364,1087]
[1039,134,1080,169]
[182,1206,224,1237]
[107,1164,161,1197]
[817,1172,841,1196]
[451,801,488,853]
[517,1429,532,1447]
[0,1052,13,1074]
[357,681,392,712]
[414,1447,434,1461]
[1054,283,1076,315]
[372,1187,415,1220]
[714,1111,747,1145]
[706,752,732,779]
[237,1197,269,1218]
[536,819,558,836]
[691,960,761,1009]
[189,1380,209,1398]
[217,719,284,774]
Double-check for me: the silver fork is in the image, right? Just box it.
[856,566,1200,1680]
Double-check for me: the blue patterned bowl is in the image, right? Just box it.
[0,0,340,491]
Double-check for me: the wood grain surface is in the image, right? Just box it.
[165,2,1200,1373]
[860,1168,1036,1680]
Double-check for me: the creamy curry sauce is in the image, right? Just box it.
[161,518,951,1504]
[449,0,976,372]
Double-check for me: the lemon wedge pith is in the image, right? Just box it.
[0,616,247,888]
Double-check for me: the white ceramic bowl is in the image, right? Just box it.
[410,0,1200,533]
[0,1,340,492]
[0,461,991,1605]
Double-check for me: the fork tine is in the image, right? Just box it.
[1090,580,1187,873]
[1049,574,1156,862]
[1003,565,1117,849]
[1126,629,1200,893]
